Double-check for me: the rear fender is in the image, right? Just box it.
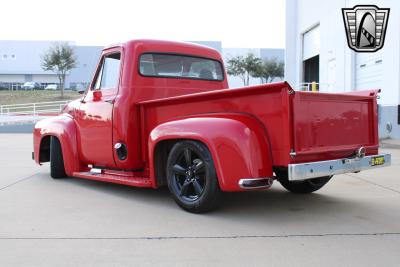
[33,115,80,176]
[149,114,273,191]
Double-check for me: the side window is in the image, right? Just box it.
[93,53,121,90]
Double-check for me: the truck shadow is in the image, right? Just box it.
[62,177,369,222]
[221,187,353,216]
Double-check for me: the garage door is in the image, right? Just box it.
[303,26,320,61]
[355,51,383,90]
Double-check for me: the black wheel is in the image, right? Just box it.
[166,140,221,213]
[275,168,331,194]
[50,136,67,179]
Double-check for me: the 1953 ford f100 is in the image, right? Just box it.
[33,39,391,213]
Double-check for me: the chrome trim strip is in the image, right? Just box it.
[288,153,391,181]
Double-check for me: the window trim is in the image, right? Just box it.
[93,59,104,90]
[91,52,122,91]
[138,52,225,82]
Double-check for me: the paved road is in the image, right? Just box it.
[0,134,399,266]
[0,115,49,133]
[0,115,50,124]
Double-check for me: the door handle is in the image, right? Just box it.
[104,99,114,104]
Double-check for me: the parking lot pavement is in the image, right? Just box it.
[0,115,50,125]
[0,133,399,267]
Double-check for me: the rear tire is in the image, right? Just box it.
[166,140,221,213]
[50,137,67,179]
[275,168,331,194]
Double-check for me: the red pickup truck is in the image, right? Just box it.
[33,39,391,213]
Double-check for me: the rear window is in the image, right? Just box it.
[139,53,224,81]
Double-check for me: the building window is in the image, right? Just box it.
[2,54,7,60]
[11,54,16,60]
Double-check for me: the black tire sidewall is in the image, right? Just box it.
[50,136,67,179]
[276,168,331,194]
[166,140,221,213]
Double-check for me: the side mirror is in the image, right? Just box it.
[93,90,102,101]
[78,88,85,94]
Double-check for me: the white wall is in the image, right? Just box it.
[285,0,350,92]
[285,0,297,89]
[285,0,399,106]
[32,74,59,83]
[0,74,25,83]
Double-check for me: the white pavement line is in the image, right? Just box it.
[0,232,400,240]
[0,173,39,192]
[345,173,400,195]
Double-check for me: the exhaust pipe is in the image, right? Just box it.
[238,177,274,189]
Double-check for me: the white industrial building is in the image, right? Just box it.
[285,0,400,138]
[0,41,102,90]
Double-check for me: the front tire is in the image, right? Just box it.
[50,137,67,179]
[166,140,221,213]
[275,168,331,194]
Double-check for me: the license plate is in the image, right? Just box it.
[371,156,385,166]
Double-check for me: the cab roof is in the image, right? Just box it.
[103,39,222,61]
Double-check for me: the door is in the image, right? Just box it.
[76,51,122,168]
[302,25,320,90]
[355,51,383,91]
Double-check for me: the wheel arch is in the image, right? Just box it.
[38,135,51,163]
[33,115,80,176]
[153,139,178,188]
[149,114,273,191]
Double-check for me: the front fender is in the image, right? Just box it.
[149,114,273,191]
[33,115,80,176]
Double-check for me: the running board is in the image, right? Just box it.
[72,171,153,188]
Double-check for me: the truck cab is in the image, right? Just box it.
[33,39,391,213]
[75,40,227,171]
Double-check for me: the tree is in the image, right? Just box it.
[253,58,285,84]
[41,42,77,97]
[226,53,262,86]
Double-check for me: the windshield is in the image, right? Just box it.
[139,53,224,81]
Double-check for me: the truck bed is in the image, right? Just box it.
[290,90,379,163]
[139,82,379,167]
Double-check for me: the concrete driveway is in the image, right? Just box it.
[0,133,399,266]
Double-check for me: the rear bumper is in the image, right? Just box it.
[288,153,391,181]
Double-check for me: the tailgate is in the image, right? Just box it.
[289,90,379,162]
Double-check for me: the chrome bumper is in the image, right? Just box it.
[288,153,391,181]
